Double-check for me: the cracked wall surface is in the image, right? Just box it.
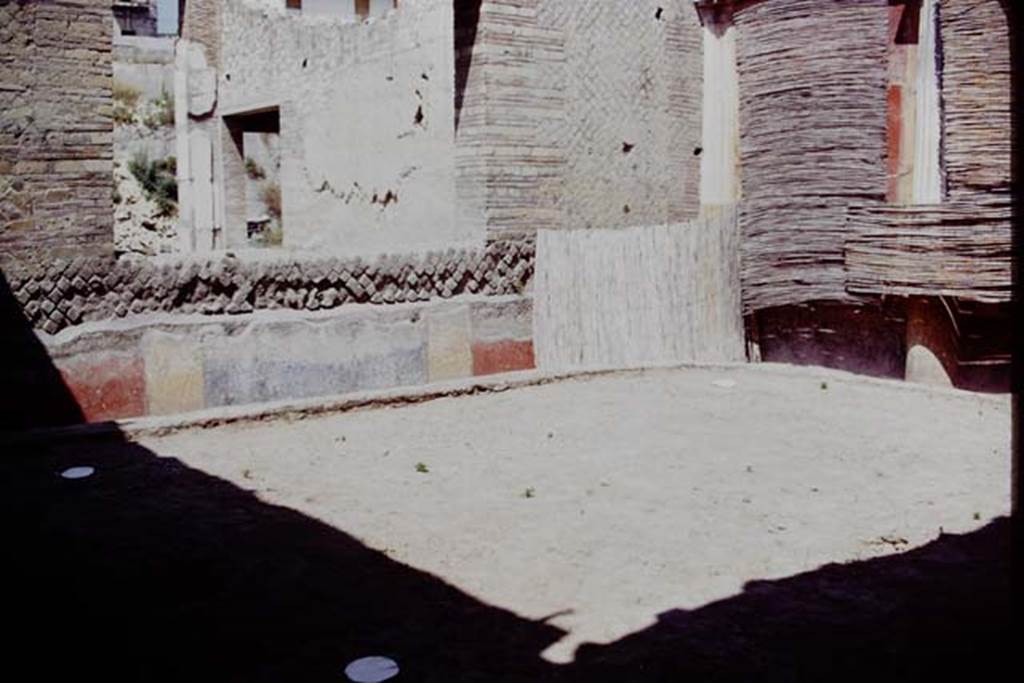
[217,0,467,254]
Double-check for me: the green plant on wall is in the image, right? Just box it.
[143,88,175,129]
[245,158,266,180]
[112,81,141,126]
[129,152,178,216]
[261,182,282,221]
[262,182,283,246]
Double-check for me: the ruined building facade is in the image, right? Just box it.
[0,0,1015,428]
[113,1,160,36]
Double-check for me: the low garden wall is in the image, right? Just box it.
[1,242,536,427]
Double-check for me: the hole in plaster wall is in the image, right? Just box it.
[225,73,231,81]
[622,142,635,154]
[414,105,424,127]
[421,72,429,80]
[694,146,703,156]
[623,205,631,214]
[302,58,308,68]
[655,7,663,20]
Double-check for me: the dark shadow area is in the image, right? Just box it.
[997,0,1022,612]
[3,262,568,680]
[750,301,908,380]
[0,429,1011,681]
[0,271,83,430]
[567,518,1012,681]
[454,0,481,134]
[0,437,566,682]
[891,0,923,45]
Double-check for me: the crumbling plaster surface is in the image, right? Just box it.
[218,0,467,254]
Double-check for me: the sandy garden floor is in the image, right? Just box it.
[2,364,1013,681]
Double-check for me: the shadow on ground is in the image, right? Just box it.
[0,436,1012,682]
[0,269,1014,681]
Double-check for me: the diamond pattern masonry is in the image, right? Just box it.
[6,241,535,335]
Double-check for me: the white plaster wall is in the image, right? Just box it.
[220,0,468,255]
[301,0,394,18]
[699,23,741,207]
[301,0,357,18]
[113,35,176,100]
[911,0,944,204]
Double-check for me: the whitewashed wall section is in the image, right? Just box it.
[534,208,744,371]
[911,0,944,204]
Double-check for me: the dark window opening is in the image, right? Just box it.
[223,108,283,249]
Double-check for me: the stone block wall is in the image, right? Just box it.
[2,240,533,335]
[0,0,113,266]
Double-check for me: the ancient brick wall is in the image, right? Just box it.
[842,0,1013,305]
[180,0,222,68]
[0,0,113,266]
[535,0,702,232]
[735,0,889,313]
[3,240,536,427]
[941,0,1011,199]
[454,0,566,240]
[456,0,702,239]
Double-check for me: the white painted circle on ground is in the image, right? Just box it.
[712,379,737,389]
[345,656,399,682]
[60,466,95,480]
